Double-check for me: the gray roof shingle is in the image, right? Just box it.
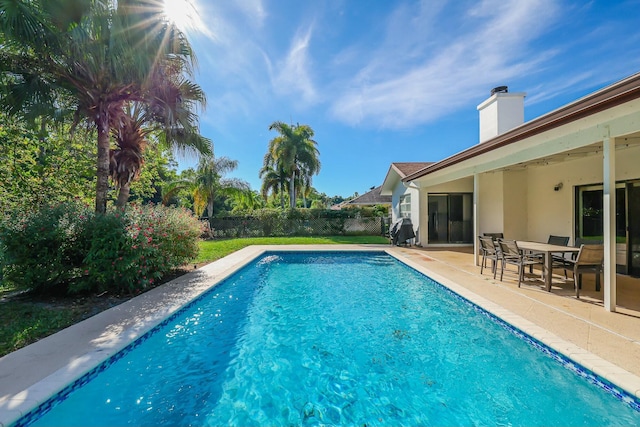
[346,185,391,205]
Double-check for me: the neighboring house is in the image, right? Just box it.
[329,201,349,210]
[381,72,640,312]
[381,162,433,245]
[345,185,391,208]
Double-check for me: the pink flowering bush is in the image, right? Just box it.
[76,204,203,294]
[0,202,202,295]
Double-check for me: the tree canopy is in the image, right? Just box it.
[262,121,320,209]
[0,0,205,212]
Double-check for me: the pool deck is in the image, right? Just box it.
[1,244,640,425]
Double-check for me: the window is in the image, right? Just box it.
[576,184,626,243]
[399,194,411,218]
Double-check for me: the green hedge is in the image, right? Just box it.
[209,208,387,238]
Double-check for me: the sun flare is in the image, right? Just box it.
[162,0,205,34]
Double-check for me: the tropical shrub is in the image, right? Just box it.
[0,202,202,295]
[0,201,91,293]
[75,203,203,294]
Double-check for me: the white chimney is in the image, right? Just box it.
[477,86,526,143]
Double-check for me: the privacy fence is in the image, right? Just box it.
[204,210,390,238]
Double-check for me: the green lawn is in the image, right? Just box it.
[194,235,389,264]
[0,235,388,356]
[0,301,80,356]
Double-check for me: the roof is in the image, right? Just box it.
[329,201,348,210]
[380,162,434,195]
[346,186,391,205]
[404,72,640,182]
[390,162,434,178]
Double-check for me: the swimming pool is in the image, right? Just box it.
[14,251,640,426]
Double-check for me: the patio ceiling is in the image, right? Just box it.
[495,134,640,172]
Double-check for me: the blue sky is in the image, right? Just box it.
[172,0,640,198]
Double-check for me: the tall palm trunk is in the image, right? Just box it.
[279,177,285,209]
[207,198,214,223]
[95,112,111,214]
[302,184,307,209]
[116,182,131,208]
[289,169,296,209]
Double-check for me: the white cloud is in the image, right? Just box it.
[330,0,561,128]
[271,26,318,105]
[232,0,267,28]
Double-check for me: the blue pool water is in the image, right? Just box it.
[18,252,640,426]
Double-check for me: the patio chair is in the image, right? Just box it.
[497,239,544,287]
[567,238,604,264]
[565,244,604,298]
[478,236,500,278]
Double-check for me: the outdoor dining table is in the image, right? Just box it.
[516,241,580,292]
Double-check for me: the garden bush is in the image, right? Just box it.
[0,202,203,295]
[0,202,91,293]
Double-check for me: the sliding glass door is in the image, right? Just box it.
[427,193,473,244]
[629,182,640,276]
[576,181,640,275]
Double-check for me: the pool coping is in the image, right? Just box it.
[1,244,640,426]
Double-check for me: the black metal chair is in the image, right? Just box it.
[548,235,570,246]
[574,238,603,248]
[478,236,500,278]
[498,239,544,287]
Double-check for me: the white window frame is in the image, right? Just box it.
[399,194,411,218]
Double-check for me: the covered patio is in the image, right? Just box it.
[403,72,640,313]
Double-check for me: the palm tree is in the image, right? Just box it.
[192,156,250,221]
[229,189,264,212]
[110,66,212,208]
[0,0,197,213]
[264,121,320,209]
[259,159,288,209]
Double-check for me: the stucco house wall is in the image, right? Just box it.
[503,170,529,240]
[390,183,420,242]
[478,172,504,236]
[524,144,640,243]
